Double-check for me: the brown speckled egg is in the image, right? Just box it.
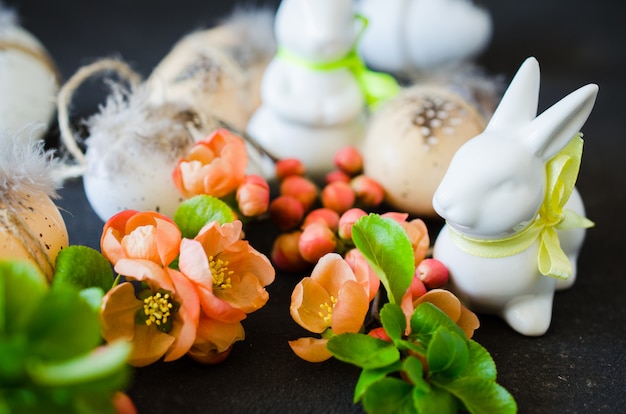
[363,85,486,217]
[0,192,69,281]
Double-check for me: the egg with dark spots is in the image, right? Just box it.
[363,85,486,217]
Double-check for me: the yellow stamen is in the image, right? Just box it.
[209,255,234,289]
[318,295,338,325]
[143,292,174,327]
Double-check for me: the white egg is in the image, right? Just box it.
[78,87,210,222]
[356,0,492,74]
[363,84,486,217]
[0,8,59,141]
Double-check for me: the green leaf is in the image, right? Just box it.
[53,246,114,292]
[413,385,458,414]
[402,356,429,393]
[394,338,426,355]
[462,340,497,381]
[362,377,416,414]
[0,260,48,336]
[354,361,402,403]
[352,214,414,304]
[78,287,105,313]
[174,195,235,238]
[427,328,469,379]
[26,286,101,361]
[327,333,400,369]
[438,377,517,414]
[27,340,131,386]
[410,302,466,341]
[379,303,406,341]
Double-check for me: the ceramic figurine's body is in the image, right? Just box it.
[432,57,598,336]
[246,0,366,179]
[356,0,492,75]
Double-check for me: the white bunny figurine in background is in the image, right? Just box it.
[355,0,492,76]
[432,57,598,336]
[246,0,397,180]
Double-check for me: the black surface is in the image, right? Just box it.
[7,1,626,413]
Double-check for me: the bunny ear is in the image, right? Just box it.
[526,83,599,161]
[486,57,540,132]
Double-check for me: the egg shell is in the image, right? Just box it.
[83,142,186,223]
[363,85,486,217]
[0,193,69,281]
[0,23,59,141]
[146,9,274,132]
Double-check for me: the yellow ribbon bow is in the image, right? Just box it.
[448,134,594,280]
[276,15,400,109]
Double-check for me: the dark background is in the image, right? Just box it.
[5,1,625,413]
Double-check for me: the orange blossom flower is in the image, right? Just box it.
[236,174,270,217]
[99,258,199,367]
[101,210,181,267]
[172,128,248,199]
[188,314,245,365]
[289,253,370,362]
[178,220,275,323]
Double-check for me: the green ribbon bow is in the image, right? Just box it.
[448,134,594,280]
[276,15,400,109]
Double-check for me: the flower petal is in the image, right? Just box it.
[215,272,269,314]
[309,253,358,297]
[191,315,245,360]
[413,289,462,323]
[331,280,370,334]
[456,305,480,339]
[290,278,331,333]
[163,269,200,362]
[196,286,247,323]
[194,220,243,257]
[99,282,143,343]
[114,259,175,291]
[288,337,332,363]
[129,324,175,367]
[220,241,275,287]
[178,239,214,287]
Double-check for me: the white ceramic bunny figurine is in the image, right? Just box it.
[246,0,396,180]
[432,57,598,336]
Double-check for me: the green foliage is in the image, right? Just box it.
[174,194,235,238]
[53,246,115,293]
[0,260,131,413]
[327,303,516,414]
[351,214,414,304]
[328,213,517,414]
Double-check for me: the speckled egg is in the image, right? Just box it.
[0,192,69,282]
[362,85,486,217]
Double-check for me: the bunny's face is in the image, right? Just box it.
[433,57,598,238]
[433,131,545,238]
[275,0,358,62]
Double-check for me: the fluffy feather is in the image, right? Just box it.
[0,134,61,206]
[84,82,198,176]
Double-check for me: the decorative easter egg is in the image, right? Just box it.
[0,7,59,141]
[0,138,69,282]
[80,90,213,222]
[356,0,492,75]
[146,9,275,133]
[362,85,485,217]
